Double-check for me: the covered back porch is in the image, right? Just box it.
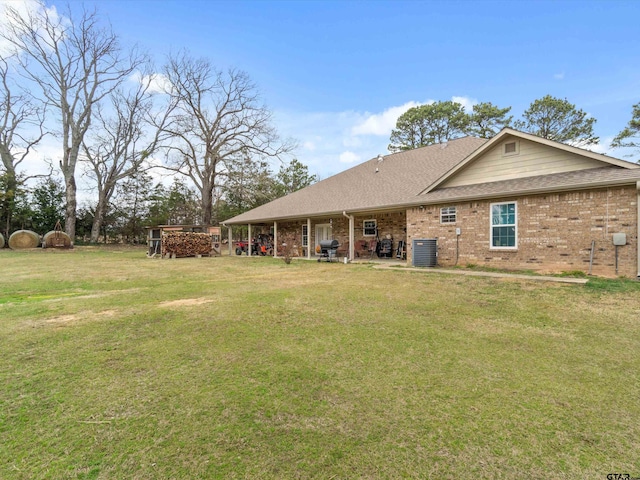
[224,209,408,262]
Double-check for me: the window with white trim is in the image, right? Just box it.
[301,225,308,247]
[491,202,517,248]
[440,206,456,224]
[363,219,377,236]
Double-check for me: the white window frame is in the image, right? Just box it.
[363,219,377,236]
[301,224,308,247]
[490,201,517,249]
[440,206,456,224]
[503,140,519,156]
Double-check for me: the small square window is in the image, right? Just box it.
[440,206,456,224]
[503,141,519,156]
[363,219,377,236]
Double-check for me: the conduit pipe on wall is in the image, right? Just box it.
[342,211,354,262]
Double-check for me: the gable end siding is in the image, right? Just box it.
[441,137,609,188]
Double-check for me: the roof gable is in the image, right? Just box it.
[423,128,639,194]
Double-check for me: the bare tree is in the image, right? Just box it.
[2,2,145,241]
[159,51,293,226]
[0,55,46,238]
[82,73,167,243]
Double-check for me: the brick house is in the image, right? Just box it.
[222,128,640,278]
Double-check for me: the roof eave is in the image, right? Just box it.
[412,177,640,207]
[223,204,410,225]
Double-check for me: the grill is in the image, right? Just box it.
[317,239,340,262]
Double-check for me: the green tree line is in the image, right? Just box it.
[1,158,316,243]
[388,95,637,153]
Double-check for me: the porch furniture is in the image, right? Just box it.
[336,241,349,258]
[368,239,378,259]
[354,240,368,257]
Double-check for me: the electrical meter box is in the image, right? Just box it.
[612,233,627,246]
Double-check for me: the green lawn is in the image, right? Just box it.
[1,247,639,479]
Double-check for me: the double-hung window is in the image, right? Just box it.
[301,225,308,247]
[440,206,456,224]
[491,202,517,248]
[363,219,377,236]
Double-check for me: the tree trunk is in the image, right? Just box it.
[201,184,213,227]
[0,148,16,239]
[90,194,107,243]
[1,165,17,240]
[4,171,16,239]
[64,172,77,243]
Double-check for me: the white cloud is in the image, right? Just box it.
[275,95,482,179]
[0,0,66,56]
[581,136,615,156]
[274,108,389,178]
[339,151,360,164]
[351,101,422,136]
[451,95,478,113]
[130,71,172,94]
[554,72,565,80]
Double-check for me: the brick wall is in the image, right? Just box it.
[274,211,407,257]
[407,186,638,277]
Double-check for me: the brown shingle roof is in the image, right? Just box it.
[223,130,640,225]
[224,136,488,224]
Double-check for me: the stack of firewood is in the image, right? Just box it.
[162,232,213,257]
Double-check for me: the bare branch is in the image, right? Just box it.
[157,51,293,225]
[1,1,147,239]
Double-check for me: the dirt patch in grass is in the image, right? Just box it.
[43,309,117,326]
[158,298,214,308]
[44,314,79,324]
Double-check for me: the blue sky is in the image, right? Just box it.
[5,0,640,180]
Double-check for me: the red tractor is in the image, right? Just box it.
[235,234,273,256]
[235,240,259,255]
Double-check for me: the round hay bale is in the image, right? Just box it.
[0,233,4,249]
[43,230,72,248]
[8,230,40,249]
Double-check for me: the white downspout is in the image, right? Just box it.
[342,211,354,261]
[248,224,252,256]
[273,221,278,258]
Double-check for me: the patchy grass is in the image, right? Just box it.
[1,246,639,479]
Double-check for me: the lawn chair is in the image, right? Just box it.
[368,238,378,259]
[354,239,368,258]
[336,241,349,258]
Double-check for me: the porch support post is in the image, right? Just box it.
[637,181,640,277]
[248,224,252,256]
[228,226,233,256]
[343,211,354,261]
[273,221,278,258]
[307,218,312,259]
